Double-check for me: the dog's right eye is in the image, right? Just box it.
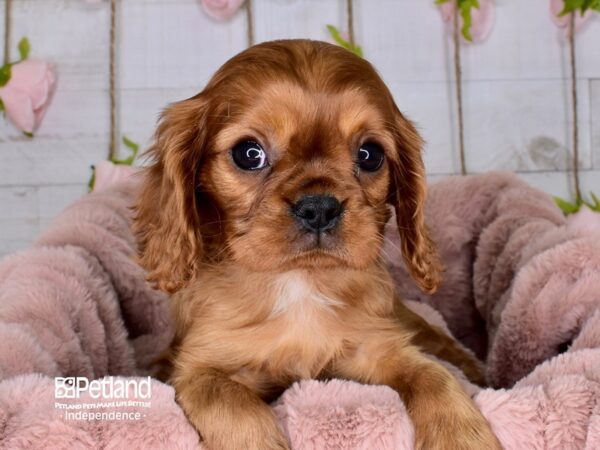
[231,141,268,171]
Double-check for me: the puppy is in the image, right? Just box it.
[134,40,501,450]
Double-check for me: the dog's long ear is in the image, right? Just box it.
[388,109,442,294]
[133,95,209,294]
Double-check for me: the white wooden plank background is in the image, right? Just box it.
[0,0,599,258]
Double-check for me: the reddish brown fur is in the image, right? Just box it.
[134,40,501,450]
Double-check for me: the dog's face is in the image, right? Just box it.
[134,40,440,294]
[203,82,393,272]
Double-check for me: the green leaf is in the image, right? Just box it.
[435,0,483,42]
[557,192,600,213]
[460,5,473,41]
[559,0,600,15]
[459,0,480,42]
[559,0,578,15]
[111,135,140,166]
[353,44,364,58]
[554,196,581,214]
[326,24,363,58]
[122,135,139,153]
[590,192,600,210]
[0,64,11,87]
[327,25,344,46]
[580,195,600,212]
[17,37,30,61]
[121,135,140,165]
[581,0,600,13]
[0,98,4,112]
[88,165,96,192]
[23,131,34,138]
[329,26,352,52]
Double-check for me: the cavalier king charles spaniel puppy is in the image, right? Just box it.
[134,40,501,450]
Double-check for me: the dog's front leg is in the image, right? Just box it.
[393,300,486,386]
[335,337,502,450]
[172,366,290,450]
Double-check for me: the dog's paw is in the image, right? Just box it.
[203,432,290,450]
[415,411,502,450]
[200,413,290,450]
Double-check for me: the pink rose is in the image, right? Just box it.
[549,0,592,35]
[200,0,246,21]
[439,0,495,43]
[93,160,139,193]
[0,59,56,134]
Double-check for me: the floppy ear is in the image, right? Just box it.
[133,95,209,294]
[388,111,442,294]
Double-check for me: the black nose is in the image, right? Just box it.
[293,195,343,233]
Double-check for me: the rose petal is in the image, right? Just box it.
[33,97,51,131]
[200,0,245,21]
[26,79,49,111]
[35,78,56,129]
[0,60,56,132]
[470,0,495,42]
[0,87,36,133]
[45,66,56,88]
[439,1,454,23]
[8,60,49,91]
[30,65,56,111]
[32,68,57,129]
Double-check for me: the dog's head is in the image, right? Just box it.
[134,40,441,294]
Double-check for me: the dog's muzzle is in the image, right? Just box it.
[292,195,342,233]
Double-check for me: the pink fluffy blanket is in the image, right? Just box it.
[1,172,599,450]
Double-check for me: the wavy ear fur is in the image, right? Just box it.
[389,111,442,294]
[133,95,208,294]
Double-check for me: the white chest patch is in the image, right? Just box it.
[270,271,342,317]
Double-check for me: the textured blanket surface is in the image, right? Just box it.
[0,172,599,449]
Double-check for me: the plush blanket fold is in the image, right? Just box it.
[0,172,599,449]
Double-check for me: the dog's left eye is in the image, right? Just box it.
[357,142,384,172]
[231,141,268,171]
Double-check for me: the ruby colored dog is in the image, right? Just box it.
[134,40,501,450]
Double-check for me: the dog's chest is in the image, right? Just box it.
[196,270,350,387]
[257,272,345,374]
[270,271,342,317]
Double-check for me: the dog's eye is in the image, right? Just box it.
[357,142,384,172]
[231,141,268,171]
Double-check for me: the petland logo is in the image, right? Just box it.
[55,377,152,400]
